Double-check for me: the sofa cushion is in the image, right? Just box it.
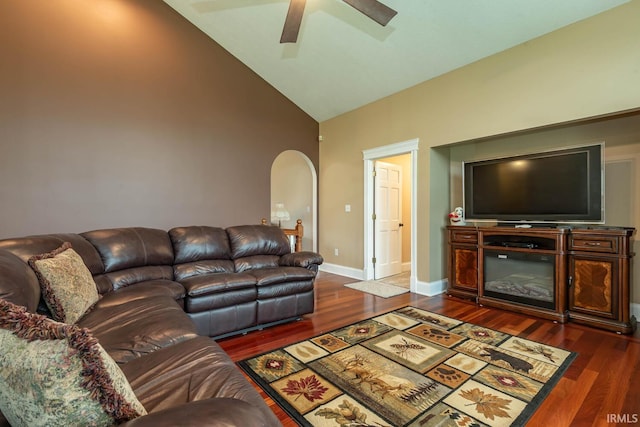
[180,272,256,297]
[226,225,291,259]
[81,227,174,273]
[119,336,280,426]
[180,272,256,313]
[96,265,175,292]
[76,295,198,364]
[94,280,186,308]
[28,242,100,324]
[0,299,147,426]
[234,254,281,272]
[0,233,104,275]
[173,259,235,281]
[250,266,316,286]
[169,226,232,264]
[0,249,40,312]
[170,226,236,281]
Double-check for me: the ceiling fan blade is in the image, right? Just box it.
[342,0,397,26]
[280,0,307,43]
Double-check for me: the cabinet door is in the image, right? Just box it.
[568,256,618,319]
[451,246,478,290]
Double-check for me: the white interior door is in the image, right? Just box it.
[374,161,403,279]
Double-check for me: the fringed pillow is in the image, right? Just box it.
[28,242,100,323]
[0,298,147,427]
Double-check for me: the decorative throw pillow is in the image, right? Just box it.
[0,298,147,426]
[28,242,100,323]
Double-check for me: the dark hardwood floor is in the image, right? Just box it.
[218,272,640,426]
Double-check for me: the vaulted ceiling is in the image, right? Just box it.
[163,0,629,122]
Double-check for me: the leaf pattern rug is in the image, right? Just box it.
[238,306,577,426]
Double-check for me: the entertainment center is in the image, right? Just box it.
[446,224,636,334]
[448,142,637,333]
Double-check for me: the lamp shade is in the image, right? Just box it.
[271,203,290,225]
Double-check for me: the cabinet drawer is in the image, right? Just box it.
[450,230,477,244]
[570,236,618,254]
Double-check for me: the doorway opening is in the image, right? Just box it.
[271,150,318,252]
[363,138,418,291]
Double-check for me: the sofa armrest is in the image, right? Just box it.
[119,398,280,427]
[279,251,323,269]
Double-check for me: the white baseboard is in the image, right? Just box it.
[632,303,640,320]
[319,263,364,280]
[319,263,448,297]
[414,278,447,297]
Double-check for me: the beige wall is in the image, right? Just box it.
[319,1,640,301]
[0,1,318,239]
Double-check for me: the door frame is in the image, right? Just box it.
[363,138,419,289]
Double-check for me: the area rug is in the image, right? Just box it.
[239,306,576,427]
[345,280,409,298]
[380,271,411,289]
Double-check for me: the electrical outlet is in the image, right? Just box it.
[334,248,339,256]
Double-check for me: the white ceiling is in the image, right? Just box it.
[163,0,629,122]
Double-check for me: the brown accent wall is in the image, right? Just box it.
[0,1,318,238]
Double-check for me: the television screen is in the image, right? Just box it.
[463,144,603,223]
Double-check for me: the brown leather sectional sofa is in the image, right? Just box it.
[0,224,323,426]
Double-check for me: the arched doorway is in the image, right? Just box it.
[271,150,317,252]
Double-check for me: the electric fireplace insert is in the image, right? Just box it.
[480,230,560,311]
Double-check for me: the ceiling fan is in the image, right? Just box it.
[280,0,397,43]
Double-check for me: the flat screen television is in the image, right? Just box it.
[463,143,604,224]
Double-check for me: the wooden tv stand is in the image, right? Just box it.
[446,225,636,334]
